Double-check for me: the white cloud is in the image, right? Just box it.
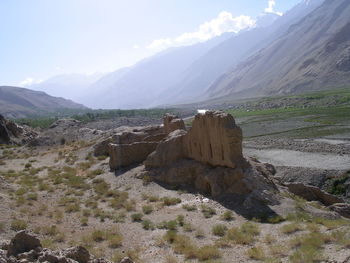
[264,0,283,16]
[19,78,43,87]
[133,44,140,49]
[147,11,256,50]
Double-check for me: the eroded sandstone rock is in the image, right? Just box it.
[163,114,185,134]
[184,111,245,168]
[145,111,278,205]
[145,111,247,169]
[94,125,165,157]
[109,142,159,169]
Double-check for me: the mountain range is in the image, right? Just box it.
[18,0,350,110]
[206,0,350,100]
[0,86,87,118]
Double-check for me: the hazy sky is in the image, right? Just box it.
[0,0,299,86]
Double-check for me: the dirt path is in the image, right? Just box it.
[244,147,350,170]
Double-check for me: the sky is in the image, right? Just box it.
[0,0,300,86]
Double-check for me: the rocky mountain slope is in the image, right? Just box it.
[29,73,104,102]
[85,33,232,109]
[0,86,87,118]
[206,0,350,100]
[159,0,324,105]
[83,0,323,109]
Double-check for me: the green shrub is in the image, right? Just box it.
[246,246,266,260]
[177,215,185,226]
[182,204,197,211]
[226,222,260,245]
[196,245,221,261]
[200,205,216,218]
[221,210,234,221]
[212,224,228,237]
[108,235,123,248]
[281,222,303,234]
[142,219,155,230]
[131,213,143,222]
[11,219,27,231]
[142,205,153,215]
[162,197,181,206]
[91,230,106,242]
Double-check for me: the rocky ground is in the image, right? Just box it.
[1,112,350,263]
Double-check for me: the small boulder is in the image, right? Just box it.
[62,246,90,263]
[7,231,42,257]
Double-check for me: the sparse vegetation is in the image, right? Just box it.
[212,224,227,237]
[10,219,27,231]
[200,205,216,218]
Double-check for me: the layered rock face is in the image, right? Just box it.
[106,114,186,169]
[145,111,278,206]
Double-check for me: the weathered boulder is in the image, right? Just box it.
[163,114,185,134]
[7,231,42,257]
[109,141,159,169]
[285,183,344,206]
[329,203,350,219]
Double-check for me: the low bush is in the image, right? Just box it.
[212,224,228,237]
[11,219,27,231]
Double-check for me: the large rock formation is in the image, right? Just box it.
[106,114,186,169]
[145,111,247,169]
[0,114,36,145]
[106,125,166,169]
[144,111,278,207]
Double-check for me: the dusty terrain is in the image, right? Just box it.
[0,110,350,263]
